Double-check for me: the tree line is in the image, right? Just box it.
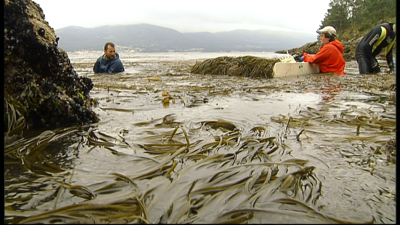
[319,0,396,41]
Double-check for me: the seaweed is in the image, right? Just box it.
[191,56,280,78]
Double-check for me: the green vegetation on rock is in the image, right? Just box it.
[279,0,396,61]
[320,0,396,41]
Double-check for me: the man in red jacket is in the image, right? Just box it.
[301,26,346,75]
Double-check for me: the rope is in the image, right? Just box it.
[299,64,311,77]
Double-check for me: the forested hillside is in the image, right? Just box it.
[319,0,396,41]
[285,0,396,60]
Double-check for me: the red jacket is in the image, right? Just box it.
[303,39,346,75]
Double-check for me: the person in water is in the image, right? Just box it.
[300,26,346,75]
[93,42,125,73]
[355,23,396,74]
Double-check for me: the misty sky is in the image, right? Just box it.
[33,0,332,34]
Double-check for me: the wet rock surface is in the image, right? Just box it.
[4,0,98,135]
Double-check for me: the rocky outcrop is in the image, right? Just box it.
[4,0,98,136]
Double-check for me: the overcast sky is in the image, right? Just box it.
[33,0,332,34]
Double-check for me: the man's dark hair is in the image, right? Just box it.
[104,42,115,51]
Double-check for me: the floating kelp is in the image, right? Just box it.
[5,119,378,224]
[5,51,396,224]
[4,126,84,175]
[4,91,27,138]
[191,56,280,78]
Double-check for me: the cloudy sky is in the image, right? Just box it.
[33,0,332,34]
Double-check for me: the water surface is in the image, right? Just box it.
[4,51,395,224]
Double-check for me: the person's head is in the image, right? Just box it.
[317,26,337,44]
[104,42,116,60]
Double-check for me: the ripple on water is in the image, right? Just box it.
[4,52,395,224]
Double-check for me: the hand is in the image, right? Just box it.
[293,52,303,62]
[372,65,381,73]
[300,56,304,62]
[371,60,379,68]
[370,59,380,73]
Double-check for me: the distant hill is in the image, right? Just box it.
[55,24,317,52]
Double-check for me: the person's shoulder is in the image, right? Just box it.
[115,56,123,63]
[113,58,123,64]
[94,57,101,65]
[333,39,343,45]
[96,55,104,61]
[331,40,344,47]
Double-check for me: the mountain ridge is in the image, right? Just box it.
[55,23,317,52]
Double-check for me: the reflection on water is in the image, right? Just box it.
[4,51,395,224]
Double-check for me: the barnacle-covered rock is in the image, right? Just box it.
[4,0,98,134]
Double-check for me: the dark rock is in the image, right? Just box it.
[4,0,99,135]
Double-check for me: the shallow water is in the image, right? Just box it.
[4,51,396,224]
